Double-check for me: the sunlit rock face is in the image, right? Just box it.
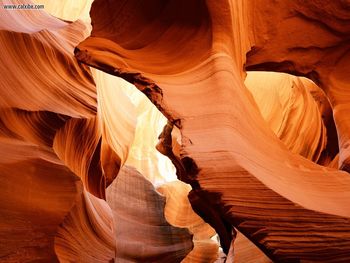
[1,0,350,262]
[245,0,350,173]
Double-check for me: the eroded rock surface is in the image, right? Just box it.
[1,0,350,262]
[76,0,350,262]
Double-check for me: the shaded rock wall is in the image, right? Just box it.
[1,0,350,262]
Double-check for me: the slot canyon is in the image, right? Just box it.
[0,0,350,262]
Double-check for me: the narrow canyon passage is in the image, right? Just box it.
[1,0,350,262]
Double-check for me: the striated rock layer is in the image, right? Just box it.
[1,0,350,262]
[76,0,350,262]
[246,0,350,172]
[106,166,193,262]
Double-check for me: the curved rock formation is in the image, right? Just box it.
[0,9,96,117]
[55,190,115,263]
[1,0,350,262]
[76,0,350,261]
[0,139,81,262]
[226,231,271,263]
[245,71,328,163]
[92,69,177,186]
[245,0,350,172]
[0,1,93,260]
[106,165,193,262]
[157,181,219,262]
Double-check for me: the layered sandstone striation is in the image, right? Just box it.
[1,0,350,262]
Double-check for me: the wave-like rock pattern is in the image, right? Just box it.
[245,71,327,163]
[76,0,350,261]
[1,0,350,262]
[226,231,271,263]
[0,1,116,261]
[55,190,115,263]
[106,165,193,262]
[245,0,350,173]
[0,12,96,117]
[92,69,177,186]
[157,181,219,263]
[0,137,81,262]
[53,117,105,198]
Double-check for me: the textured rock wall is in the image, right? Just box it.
[1,0,350,262]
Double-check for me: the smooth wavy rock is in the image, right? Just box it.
[245,0,350,172]
[302,76,340,166]
[52,70,138,198]
[245,71,327,162]
[157,181,219,263]
[0,109,69,147]
[55,190,115,263]
[0,1,108,261]
[183,241,219,263]
[233,72,334,262]
[106,165,193,262]
[76,0,350,261]
[0,2,96,117]
[226,231,271,263]
[0,137,81,262]
[92,68,177,185]
[93,69,137,185]
[124,88,177,186]
[53,117,106,198]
